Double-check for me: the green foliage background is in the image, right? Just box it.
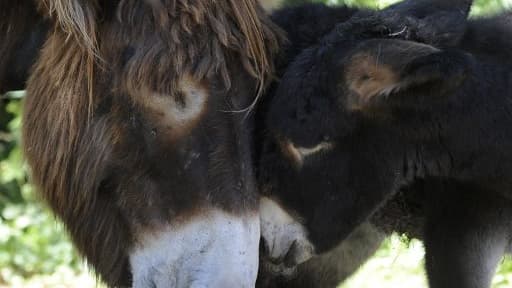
[0,93,88,287]
[1,0,512,287]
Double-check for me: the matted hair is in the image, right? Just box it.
[38,0,282,103]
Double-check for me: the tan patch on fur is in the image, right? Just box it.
[346,53,399,110]
[136,76,209,140]
[278,139,334,169]
[279,139,304,168]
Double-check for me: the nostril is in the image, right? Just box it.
[259,236,270,257]
[283,239,315,268]
[283,240,299,267]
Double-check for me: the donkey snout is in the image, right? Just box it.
[259,197,315,270]
[130,210,260,288]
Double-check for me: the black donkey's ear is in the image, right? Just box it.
[386,0,473,19]
[336,0,472,48]
[345,44,471,112]
[379,0,473,47]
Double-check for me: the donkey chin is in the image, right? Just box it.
[129,210,261,288]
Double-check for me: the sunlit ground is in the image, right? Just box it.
[340,234,512,288]
[0,266,101,288]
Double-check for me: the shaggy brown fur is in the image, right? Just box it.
[23,0,282,286]
[39,0,279,106]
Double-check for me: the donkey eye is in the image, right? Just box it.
[360,74,372,81]
[280,140,335,169]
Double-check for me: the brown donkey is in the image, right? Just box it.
[21,0,281,287]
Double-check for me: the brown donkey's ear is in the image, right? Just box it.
[345,43,471,112]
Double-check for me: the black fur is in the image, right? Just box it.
[256,2,469,287]
[255,3,429,288]
[269,4,360,74]
[258,2,512,288]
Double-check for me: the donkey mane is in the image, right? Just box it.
[23,0,283,286]
[40,0,282,98]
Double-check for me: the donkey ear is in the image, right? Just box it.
[346,50,471,112]
[386,0,473,19]
[384,0,472,47]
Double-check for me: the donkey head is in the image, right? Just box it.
[23,0,281,287]
[259,0,472,269]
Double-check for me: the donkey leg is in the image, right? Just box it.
[424,182,511,288]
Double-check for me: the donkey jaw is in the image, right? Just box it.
[129,210,260,288]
